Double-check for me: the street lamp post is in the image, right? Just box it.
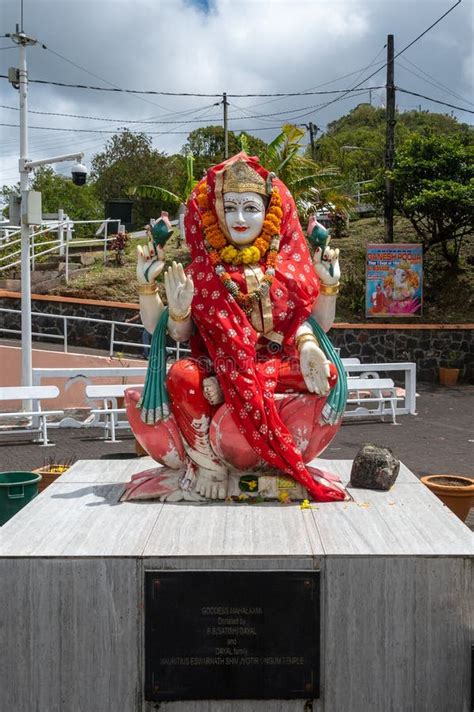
[9,28,86,404]
[340,146,380,153]
[11,29,37,397]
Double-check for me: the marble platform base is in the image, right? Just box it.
[0,458,472,712]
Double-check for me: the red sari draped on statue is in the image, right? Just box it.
[178,153,344,502]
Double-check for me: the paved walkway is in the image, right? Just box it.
[1,383,472,476]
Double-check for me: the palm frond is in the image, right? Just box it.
[281,123,306,144]
[239,133,250,153]
[184,154,197,199]
[129,184,181,204]
[275,145,300,174]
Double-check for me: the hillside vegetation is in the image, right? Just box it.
[4,104,472,322]
[51,216,473,324]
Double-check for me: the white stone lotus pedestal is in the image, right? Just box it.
[0,458,472,712]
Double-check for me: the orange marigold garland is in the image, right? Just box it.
[199,185,283,314]
[196,181,209,209]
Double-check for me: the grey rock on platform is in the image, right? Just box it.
[350,442,400,490]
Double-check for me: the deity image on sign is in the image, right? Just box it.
[383,262,421,315]
[123,153,349,503]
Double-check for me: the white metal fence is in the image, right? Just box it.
[0,215,181,280]
[351,180,376,211]
[0,217,122,279]
[0,306,190,359]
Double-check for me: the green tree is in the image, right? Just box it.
[90,130,182,225]
[312,103,472,183]
[313,105,386,182]
[130,127,269,209]
[260,124,351,219]
[182,126,267,176]
[0,183,20,219]
[30,167,102,220]
[128,154,197,207]
[374,134,473,266]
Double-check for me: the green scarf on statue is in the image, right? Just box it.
[307,316,348,424]
[137,308,170,423]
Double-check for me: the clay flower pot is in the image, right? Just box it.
[439,367,460,386]
[33,464,70,493]
[421,474,474,522]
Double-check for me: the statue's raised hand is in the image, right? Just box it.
[307,215,340,286]
[136,241,165,284]
[314,244,340,286]
[164,261,194,317]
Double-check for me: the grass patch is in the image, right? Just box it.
[50,230,189,303]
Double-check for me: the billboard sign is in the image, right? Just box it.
[366,243,423,318]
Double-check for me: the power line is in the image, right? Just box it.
[0,91,371,137]
[1,100,333,124]
[229,90,370,125]
[5,36,226,119]
[312,0,464,116]
[0,73,385,98]
[0,121,293,134]
[2,1,461,103]
[41,43,189,113]
[228,97,367,122]
[44,45,125,91]
[396,87,474,114]
[396,0,462,58]
[0,136,108,160]
[230,56,388,112]
[396,58,474,108]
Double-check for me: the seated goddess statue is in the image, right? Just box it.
[124,152,348,503]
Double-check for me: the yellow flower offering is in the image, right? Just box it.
[220,245,239,263]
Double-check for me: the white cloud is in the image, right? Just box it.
[0,0,471,191]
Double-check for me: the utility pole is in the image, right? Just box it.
[223,92,229,159]
[308,122,317,160]
[384,34,395,243]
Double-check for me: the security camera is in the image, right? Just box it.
[71,161,88,186]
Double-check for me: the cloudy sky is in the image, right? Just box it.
[1,0,472,188]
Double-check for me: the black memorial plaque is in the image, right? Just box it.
[145,570,319,701]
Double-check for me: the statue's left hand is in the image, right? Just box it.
[164,261,194,317]
[313,243,340,286]
[299,341,331,395]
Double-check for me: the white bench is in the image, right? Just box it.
[85,384,143,442]
[345,376,400,424]
[343,361,417,416]
[341,357,361,366]
[0,386,63,446]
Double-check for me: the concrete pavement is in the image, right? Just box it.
[1,383,472,477]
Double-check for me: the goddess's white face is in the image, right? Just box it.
[223,191,265,246]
